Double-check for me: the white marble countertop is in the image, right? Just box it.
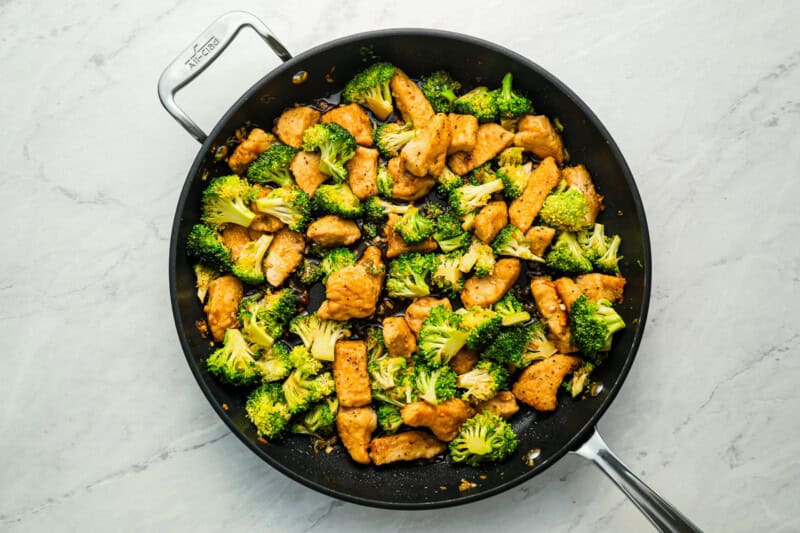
[1,1,798,531]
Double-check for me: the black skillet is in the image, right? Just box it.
[158,12,701,531]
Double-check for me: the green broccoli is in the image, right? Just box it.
[564,362,594,398]
[254,343,293,382]
[449,410,518,465]
[461,211,477,232]
[453,86,498,123]
[377,165,393,197]
[539,186,592,231]
[420,70,462,113]
[436,166,463,195]
[393,205,435,244]
[238,295,283,351]
[245,383,291,439]
[376,403,403,434]
[374,121,417,158]
[366,327,387,361]
[289,313,352,362]
[491,225,543,262]
[288,345,324,376]
[545,232,593,273]
[313,183,362,218]
[341,62,396,120]
[201,175,256,228]
[319,247,356,282]
[497,161,532,201]
[569,295,626,360]
[302,123,357,183]
[385,253,435,298]
[291,397,338,437]
[493,292,531,326]
[492,73,532,119]
[456,360,509,403]
[282,369,336,414]
[361,221,378,240]
[459,237,496,277]
[458,306,502,349]
[433,214,471,252]
[469,163,496,185]
[254,186,311,231]
[420,202,447,219]
[363,196,410,221]
[298,258,323,285]
[577,223,609,262]
[231,234,274,284]
[368,355,408,390]
[187,224,232,272]
[595,234,622,274]
[418,305,469,367]
[206,328,260,386]
[449,179,504,216]
[414,363,457,405]
[194,263,218,302]
[246,143,299,187]
[482,326,530,367]
[522,322,557,365]
[372,366,418,407]
[431,252,465,297]
[497,147,524,167]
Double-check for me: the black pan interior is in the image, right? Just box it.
[168,30,651,509]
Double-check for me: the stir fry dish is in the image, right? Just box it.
[187,62,627,467]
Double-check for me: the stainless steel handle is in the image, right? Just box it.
[572,428,703,532]
[157,11,292,143]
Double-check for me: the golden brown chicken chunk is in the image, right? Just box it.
[386,157,436,201]
[204,275,244,342]
[461,258,522,308]
[562,165,603,226]
[336,406,377,464]
[273,106,320,149]
[474,201,508,243]
[248,185,286,233]
[369,431,448,466]
[228,128,275,175]
[347,146,379,200]
[509,157,560,232]
[382,316,417,359]
[391,69,435,127]
[449,348,479,375]
[221,224,252,260]
[575,273,626,303]
[318,246,385,320]
[514,115,564,164]
[401,399,475,442]
[404,296,452,335]
[447,123,514,175]
[385,213,438,259]
[321,103,373,146]
[264,229,304,287]
[512,354,581,411]
[306,215,361,247]
[401,113,452,177]
[530,276,576,353]
[447,113,479,154]
[290,151,327,197]
[333,340,372,408]
[475,391,520,420]
[554,277,583,311]
[525,226,556,257]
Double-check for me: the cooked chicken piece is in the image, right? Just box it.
[387,157,436,201]
[248,185,285,233]
[369,431,448,465]
[575,273,626,303]
[447,113,479,154]
[318,246,385,320]
[290,151,328,197]
[273,106,321,148]
[449,348,479,374]
[404,296,452,335]
[525,226,556,257]
[401,399,475,441]
[461,258,521,308]
[221,224,252,260]
[204,275,244,341]
[336,406,377,464]
[228,128,275,174]
[385,213,438,259]
[333,340,372,407]
[475,391,520,420]
[264,229,304,287]
[400,113,452,177]
[382,316,417,359]
[562,165,603,225]
[474,201,508,243]
[509,157,560,232]
[321,103,373,146]
[390,69,435,127]
[512,354,580,411]
[554,277,583,311]
[530,276,576,353]
[447,123,514,175]
[306,215,361,247]
[513,115,564,165]
[347,146,379,200]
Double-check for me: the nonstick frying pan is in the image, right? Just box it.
[159,12,700,531]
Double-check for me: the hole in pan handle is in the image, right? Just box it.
[157,11,292,143]
[572,428,703,532]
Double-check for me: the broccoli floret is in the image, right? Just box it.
[374,121,417,158]
[245,383,291,439]
[493,292,531,326]
[341,62,396,120]
[497,161,532,201]
[313,183,362,218]
[492,73,532,119]
[282,369,336,414]
[254,186,311,231]
[368,355,408,390]
[449,410,518,466]
[366,327,387,361]
[420,70,462,113]
[453,86,498,123]
[491,225,543,262]
[564,362,594,398]
[201,175,256,228]
[459,306,502,349]
[418,305,469,367]
[373,366,418,407]
[377,165,394,197]
[246,143,299,187]
[194,263,218,302]
[298,258,323,285]
[545,232,593,273]
[414,363,457,405]
[469,163,496,185]
[483,326,529,367]
[288,345,324,376]
[231,234,274,284]
[436,166,463,195]
[539,186,592,231]
[458,237,496,277]
[461,211,477,232]
[385,253,435,298]
[595,234,622,274]
[319,247,356,282]
[393,205,435,244]
[376,403,403,434]
[420,202,446,219]
[254,343,293,382]
[457,360,509,403]
[187,224,232,272]
[363,196,410,221]
[497,147,524,167]
[449,179,504,216]
[238,295,282,351]
[431,252,465,297]
[302,123,357,183]
[577,223,609,262]
[291,397,338,437]
[433,214,471,252]
[522,322,557,366]
[361,221,378,240]
[289,313,352,362]
[206,328,260,386]
[569,296,626,360]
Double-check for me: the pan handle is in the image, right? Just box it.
[157,11,292,143]
[572,428,703,532]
